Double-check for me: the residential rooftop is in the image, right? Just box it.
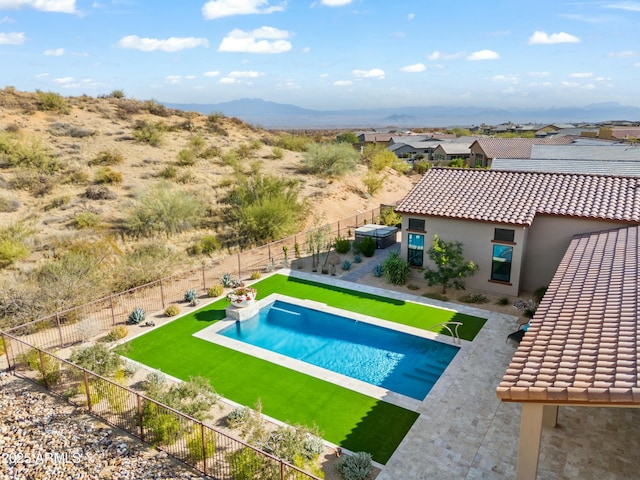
[471,137,575,159]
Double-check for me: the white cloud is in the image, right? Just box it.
[219,77,237,84]
[466,49,500,61]
[604,2,640,11]
[204,71,220,77]
[493,74,520,84]
[427,50,464,61]
[0,0,77,13]
[228,70,263,78]
[44,48,64,56]
[608,51,635,57]
[634,62,640,67]
[0,31,24,44]
[0,15,14,23]
[35,72,48,78]
[166,75,183,84]
[528,31,580,45]
[570,72,593,78]
[322,0,352,6]
[202,0,285,20]
[218,26,291,54]
[561,81,596,90]
[116,35,209,52]
[276,81,301,90]
[333,80,352,86]
[529,71,551,77]
[399,63,425,73]
[353,68,385,79]
[407,13,415,20]
[53,76,74,84]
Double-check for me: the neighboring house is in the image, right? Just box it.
[431,143,471,164]
[492,143,640,176]
[388,139,449,162]
[598,126,640,140]
[394,168,640,297]
[469,137,575,167]
[497,224,640,479]
[357,133,395,145]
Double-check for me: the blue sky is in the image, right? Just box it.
[1,0,639,110]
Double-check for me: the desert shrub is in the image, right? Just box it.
[89,150,123,166]
[459,293,489,304]
[132,120,164,146]
[10,171,57,196]
[109,89,125,99]
[22,348,62,385]
[269,146,284,159]
[0,195,20,212]
[186,427,217,462]
[372,264,383,277]
[227,448,276,480]
[447,158,468,168]
[353,254,362,263]
[250,270,262,280]
[370,149,396,172]
[379,205,401,227]
[44,195,71,211]
[115,99,141,119]
[354,237,376,257]
[142,99,169,117]
[362,171,385,195]
[0,133,59,173]
[496,296,510,306]
[158,165,177,179]
[337,451,373,480]
[126,183,205,237]
[264,424,325,464]
[342,260,351,271]
[105,325,129,342]
[94,167,123,184]
[273,133,312,152]
[127,307,146,325]
[220,150,239,168]
[381,251,411,285]
[84,185,116,200]
[199,145,220,159]
[164,304,180,317]
[36,90,69,113]
[207,285,224,297]
[193,234,220,255]
[65,169,90,184]
[226,405,253,429]
[413,160,432,174]
[144,374,218,421]
[70,343,123,377]
[112,244,182,293]
[0,222,32,268]
[302,142,360,177]
[184,288,197,304]
[176,148,196,166]
[422,291,449,302]
[142,402,183,446]
[334,237,351,254]
[73,211,100,229]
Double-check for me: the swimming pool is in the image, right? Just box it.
[218,299,459,400]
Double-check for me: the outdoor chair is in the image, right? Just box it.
[506,321,529,344]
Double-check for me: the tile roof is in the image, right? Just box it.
[491,158,640,177]
[496,225,640,404]
[395,168,640,226]
[471,137,575,159]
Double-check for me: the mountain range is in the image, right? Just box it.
[164,98,640,129]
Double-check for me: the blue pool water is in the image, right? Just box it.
[218,300,459,400]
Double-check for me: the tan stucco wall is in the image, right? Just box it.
[520,215,631,292]
[400,216,526,297]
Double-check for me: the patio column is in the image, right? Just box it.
[515,403,544,480]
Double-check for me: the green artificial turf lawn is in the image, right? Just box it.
[121,273,486,464]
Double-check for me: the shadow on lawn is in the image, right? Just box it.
[340,400,419,465]
[192,304,227,323]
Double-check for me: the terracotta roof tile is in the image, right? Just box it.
[472,137,575,159]
[395,169,640,226]
[497,226,640,405]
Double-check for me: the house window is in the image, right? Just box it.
[491,244,513,283]
[494,228,515,243]
[408,233,424,266]
[408,218,426,231]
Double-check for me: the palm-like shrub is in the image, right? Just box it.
[127,307,146,325]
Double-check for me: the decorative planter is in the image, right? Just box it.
[227,287,257,308]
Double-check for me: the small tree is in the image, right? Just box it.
[423,235,478,293]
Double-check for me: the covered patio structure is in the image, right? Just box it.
[497,225,640,479]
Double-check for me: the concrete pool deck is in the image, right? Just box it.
[285,265,640,479]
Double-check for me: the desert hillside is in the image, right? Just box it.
[0,88,416,324]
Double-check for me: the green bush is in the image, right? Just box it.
[227,448,277,480]
[94,167,123,184]
[22,348,62,386]
[198,235,220,255]
[362,171,385,195]
[73,211,101,229]
[381,251,411,285]
[334,237,351,254]
[0,222,32,268]
[413,161,432,174]
[226,405,253,429]
[337,451,373,480]
[354,237,376,257]
[274,133,312,152]
[164,304,180,317]
[533,286,548,303]
[105,325,129,342]
[0,132,59,173]
[132,120,164,146]
[0,195,20,212]
[302,142,360,177]
[70,343,123,377]
[496,296,510,306]
[459,293,489,304]
[379,206,401,227]
[186,427,217,462]
[142,402,183,446]
[89,150,123,166]
[207,285,224,297]
[142,99,169,117]
[176,148,196,166]
[158,165,177,179]
[36,90,69,113]
[269,146,284,159]
[112,244,182,292]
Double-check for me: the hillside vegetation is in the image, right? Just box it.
[0,88,415,328]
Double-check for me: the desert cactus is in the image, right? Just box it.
[184,288,198,305]
[127,307,146,325]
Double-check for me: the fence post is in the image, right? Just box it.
[55,313,63,349]
[356,213,358,228]
[137,394,144,441]
[201,263,206,291]
[38,349,48,390]
[280,459,285,480]
[83,369,92,412]
[237,253,241,280]
[337,221,340,237]
[200,422,207,475]
[1,334,11,371]
[159,279,165,309]
[109,295,116,326]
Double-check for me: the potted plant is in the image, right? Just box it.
[226,286,257,308]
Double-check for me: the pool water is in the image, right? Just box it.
[218,300,459,400]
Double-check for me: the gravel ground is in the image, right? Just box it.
[0,374,206,480]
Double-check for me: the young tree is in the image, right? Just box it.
[423,235,479,293]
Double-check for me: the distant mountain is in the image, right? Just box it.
[164,98,640,129]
